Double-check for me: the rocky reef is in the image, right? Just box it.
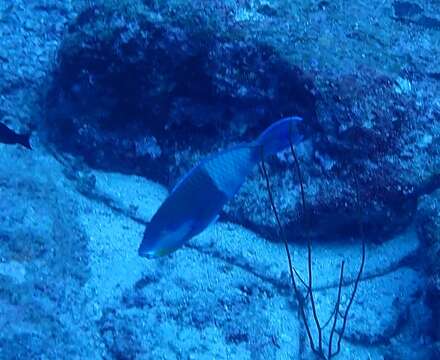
[416,189,440,343]
[0,0,439,359]
[44,0,440,242]
[44,0,315,181]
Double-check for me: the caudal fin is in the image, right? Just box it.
[255,116,303,158]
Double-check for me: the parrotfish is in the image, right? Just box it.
[138,116,304,258]
[0,122,32,150]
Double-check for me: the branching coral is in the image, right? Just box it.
[260,134,366,359]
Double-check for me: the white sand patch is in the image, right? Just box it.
[78,171,167,311]
[93,170,168,221]
[191,221,420,290]
[83,167,421,304]
[72,166,423,360]
[0,261,26,284]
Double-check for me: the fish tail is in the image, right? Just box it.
[255,116,303,158]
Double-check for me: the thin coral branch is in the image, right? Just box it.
[289,132,324,357]
[258,162,309,289]
[258,154,316,353]
[331,174,366,358]
[328,261,345,359]
[333,227,365,357]
[261,130,365,360]
[321,299,339,330]
[258,161,297,292]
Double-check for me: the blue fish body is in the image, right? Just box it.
[138,116,303,258]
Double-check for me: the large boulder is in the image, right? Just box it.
[226,67,440,242]
[43,0,440,242]
[43,0,316,182]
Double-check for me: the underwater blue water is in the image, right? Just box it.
[0,1,439,359]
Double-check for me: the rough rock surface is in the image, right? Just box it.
[416,189,440,340]
[43,0,440,243]
[44,0,315,183]
[0,147,94,358]
[0,0,438,359]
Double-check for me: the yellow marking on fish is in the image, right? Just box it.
[156,247,179,257]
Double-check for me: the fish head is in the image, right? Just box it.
[138,220,194,259]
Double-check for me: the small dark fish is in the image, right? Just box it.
[138,116,304,259]
[0,122,32,150]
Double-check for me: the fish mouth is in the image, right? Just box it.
[138,247,158,259]
[138,245,178,259]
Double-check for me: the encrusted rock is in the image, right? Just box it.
[44,0,440,243]
[45,0,315,183]
[416,189,440,339]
